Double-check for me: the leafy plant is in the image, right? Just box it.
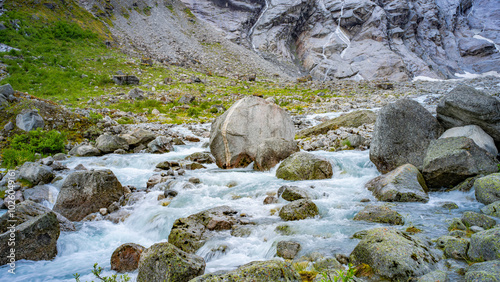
[74,263,130,282]
[88,111,103,123]
[320,263,357,282]
[340,139,351,147]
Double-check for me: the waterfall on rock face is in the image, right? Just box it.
[248,0,270,52]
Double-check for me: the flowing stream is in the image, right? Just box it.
[0,107,490,282]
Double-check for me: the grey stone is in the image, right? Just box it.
[0,84,14,96]
[280,186,316,202]
[370,99,443,173]
[276,152,333,181]
[22,185,57,204]
[465,260,500,282]
[18,162,54,185]
[353,205,405,225]
[366,164,429,202]
[127,88,144,100]
[3,121,13,131]
[69,144,101,157]
[147,136,174,153]
[276,240,301,259]
[253,138,299,171]
[468,227,500,261]
[474,173,500,205]
[16,110,45,131]
[440,125,498,156]
[95,134,129,153]
[298,110,376,138]
[481,200,500,218]
[113,75,139,85]
[461,211,497,230]
[417,270,448,282]
[279,199,319,221]
[444,237,470,260]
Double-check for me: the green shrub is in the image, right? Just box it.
[89,111,103,123]
[10,129,66,155]
[187,107,200,118]
[320,263,357,282]
[74,263,130,282]
[1,148,36,168]
[116,116,134,124]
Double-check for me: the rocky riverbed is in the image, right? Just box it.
[0,76,500,281]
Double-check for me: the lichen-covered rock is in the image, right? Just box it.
[276,152,332,181]
[370,99,443,173]
[276,240,301,259]
[353,205,405,225]
[95,134,129,153]
[0,212,60,265]
[461,211,496,230]
[468,227,500,261]
[254,138,299,171]
[474,173,500,205]
[366,164,429,202]
[184,152,215,164]
[444,237,470,260]
[188,260,300,282]
[465,260,500,282]
[19,162,54,185]
[280,186,316,201]
[16,109,45,131]
[481,200,500,218]
[422,137,499,189]
[168,206,238,253]
[298,110,376,138]
[0,200,74,232]
[111,243,145,273]
[279,199,319,221]
[53,169,126,221]
[137,242,205,282]
[417,270,448,282]
[350,227,438,281]
[440,125,498,156]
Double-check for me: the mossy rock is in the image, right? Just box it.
[137,242,205,282]
[297,110,376,138]
[461,211,496,230]
[353,205,404,225]
[276,152,332,181]
[465,260,500,282]
[474,173,500,205]
[279,199,319,221]
[481,200,500,218]
[468,227,500,262]
[444,237,470,260]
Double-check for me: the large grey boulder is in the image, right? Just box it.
[474,173,500,205]
[0,212,60,265]
[422,137,499,189]
[18,162,54,185]
[147,136,174,153]
[297,110,377,138]
[189,260,300,282]
[209,96,295,169]
[461,211,497,230]
[69,144,102,156]
[481,200,500,218]
[440,125,498,156]
[253,138,299,171]
[353,205,405,225]
[16,110,45,131]
[168,206,238,253]
[468,227,500,262]
[350,227,438,281]
[53,169,126,221]
[0,84,14,96]
[276,152,333,181]
[137,242,205,282]
[370,99,443,173]
[366,164,429,202]
[120,128,155,147]
[437,86,500,148]
[465,260,500,282]
[279,199,319,221]
[0,200,74,232]
[443,237,470,260]
[95,134,129,153]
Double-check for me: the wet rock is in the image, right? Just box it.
[353,205,404,225]
[19,162,54,185]
[468,227,500,261]
[0,212,60,265]
[370,99,443,173]
[189,177,201,184]
[276,240,301,259]
[22,185,57,204]
[441,202,459,210]
[209,96,295,169]
[263,196,278,205]
[137,242,205,282]
[120,128,155,147]
[188,259,300,282]
[184,162,206,170]
[16,109,44,131]
[444,237,470,260]
[53,153,66,161]
[279,199,319,221]
[440,125,498,156]
[481,200,500,218]
[474,173,500,205]
[111,243,145,273]
[437,86,500,147]
[417,270,448,282]
[69,144,101,157]
[254,138,299,171]
[451,176,479,192]
[231,226,252,237]
[95,134,129,153]
[276,152,333,181]
[449,218,467,231]
[184,152,215,164]
[74,164,87,171]
[0,200,74,232]
[350,227,438,281]
[422,137,499,189]
[168,206,238,253]
[465,260,500,282]
[148,136,174,153]
[53,169,126,221]
[298,110,376,138]
[280,186,315,202]
[461,211,496,230]
[155,161,171,170]
[366,164,429,203]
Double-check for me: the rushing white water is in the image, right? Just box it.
[248,0,270,52]
[0,117,492,281]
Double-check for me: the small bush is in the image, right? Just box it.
[116,116,134,124]
[1,148,36,168]
[74,263,130,282]
[89,111,103,123]
[10,129,66,155]
[320,263,357,282]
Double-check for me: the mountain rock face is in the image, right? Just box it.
[83,0,499,81]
